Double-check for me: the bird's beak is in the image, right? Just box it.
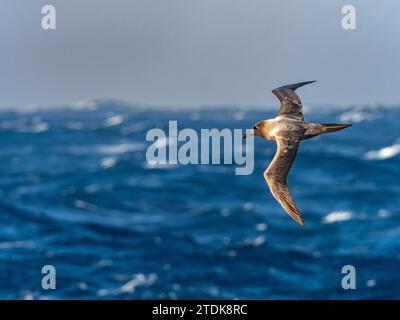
[242,129,254,139]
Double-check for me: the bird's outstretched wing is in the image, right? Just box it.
[272,81,316,120]
[263,134,304,226]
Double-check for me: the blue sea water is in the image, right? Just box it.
[0,101,399,299]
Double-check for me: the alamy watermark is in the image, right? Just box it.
[41,5,56,30]
[146,121,254,175]
[341,5,356,30]
[41,265,56,290]
[341,265,356,290]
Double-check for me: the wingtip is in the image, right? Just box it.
[273,80,317,92]
[288,211,305,226]
[299,80,317,86]
[295,217,305,226]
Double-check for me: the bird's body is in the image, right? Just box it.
[254,117,347,142]
[243,81,351,226]
[254,116,306,141]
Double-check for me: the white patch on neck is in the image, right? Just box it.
[269,128,279,137]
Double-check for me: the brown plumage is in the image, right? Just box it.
[243,81,351,226]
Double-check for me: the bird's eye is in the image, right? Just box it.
[253,126,258,130]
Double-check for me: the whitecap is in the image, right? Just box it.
[104,115,123,127]
[74,199,97,210]
[364,142,400,160]
[71,100,98,111]
[31,121,49,133]
[322,211,352,224]
[252,235,266,247]
[339,108,374,123]
[96,289,110,297]
[100,157,117,169]
[143,160,177,170]
[0,117,49,133]
[377,209,390,218]
[242,202,253,211]
[118,273,157,294]
[23,292,34,300]
[366,279,377,287]
[28,118,49,133]
[78,282,88,291]
[96,143,143,155]
[0,240,35,249]
[255,223,267,231]
[85,184,99,194]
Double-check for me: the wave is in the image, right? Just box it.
[71,100,99,111]
[339,108,376,123]
[0,117,49,133]
[65,142,144,156]
[364,140,400,160]
[321,211,353,224]
[104,115,124,127]
[0,105,399,299]
[0,240,36,249]
[100,157,117,169]
[96,273,157,297]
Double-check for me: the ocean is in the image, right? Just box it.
[0,101,399,299]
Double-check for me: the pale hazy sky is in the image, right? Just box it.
[1,0,400,108]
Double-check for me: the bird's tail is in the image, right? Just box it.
[321,123,352,133]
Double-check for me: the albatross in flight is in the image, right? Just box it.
[243,81,351,226]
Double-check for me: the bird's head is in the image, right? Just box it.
[242,120,269,139]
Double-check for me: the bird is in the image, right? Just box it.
[242,81,351,226]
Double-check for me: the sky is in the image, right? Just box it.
[1,0,400,108]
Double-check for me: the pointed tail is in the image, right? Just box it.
[321,123,352,133]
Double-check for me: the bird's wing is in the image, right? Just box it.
[263,134,304,226]
[272,81,316,120]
